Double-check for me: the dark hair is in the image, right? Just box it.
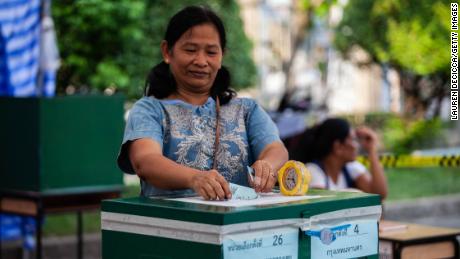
[144,5,236,104]
[290,118,351,163]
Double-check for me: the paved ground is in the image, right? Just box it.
[383,193,460,228]
[2,233,101,259]
[2,194,460,259]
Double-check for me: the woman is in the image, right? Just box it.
[117,6,288,200]
[290,118,388,199]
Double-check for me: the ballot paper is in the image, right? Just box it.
[229,183,259,200]
[167,192,326,207]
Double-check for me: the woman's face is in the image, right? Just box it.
[336,130,359,162]
[162,23,223,95]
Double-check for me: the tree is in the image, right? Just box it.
[334,0,451,118]
[52,0,256,98]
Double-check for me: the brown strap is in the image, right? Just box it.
[212,96,220,170]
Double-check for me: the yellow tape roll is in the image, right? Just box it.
[278,160,311,196]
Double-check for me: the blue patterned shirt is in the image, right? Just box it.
[117,96,281,197]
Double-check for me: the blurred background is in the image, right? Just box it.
[51,0,459,153]
[1,0,459,258]
[53,0,460,222]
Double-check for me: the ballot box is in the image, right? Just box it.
[0,95,124,193]
[101,190,382,259]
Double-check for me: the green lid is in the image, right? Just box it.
[102,190,381,225]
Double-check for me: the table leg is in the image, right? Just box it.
[0,206,3,259]
[454,236,459,259]
[77,211,83,259]
[35,214,42,259]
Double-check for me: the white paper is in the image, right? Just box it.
[167,192,327,207]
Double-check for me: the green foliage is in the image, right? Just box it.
[344,113,446,154]
[53,0,147,97]
[333,0,451,118]
[344,112,397,130]
[382,1,450,75]
[302,0,338,16]
[334,0,450,76]
[334,0,386,62]
[382,117,443,154]
[52,0,256,98]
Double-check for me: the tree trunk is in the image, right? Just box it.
[397,70,449,119]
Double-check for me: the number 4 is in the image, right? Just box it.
[354,224,359,234]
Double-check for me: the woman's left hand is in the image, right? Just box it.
[249,160,277,192]
[356,127,379,153]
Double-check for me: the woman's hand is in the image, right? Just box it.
[189,170,232,200]
[355,127,388,199]
[356,127,379,154]
[250,160,277,192]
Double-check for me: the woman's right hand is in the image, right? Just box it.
[189,170,232,200]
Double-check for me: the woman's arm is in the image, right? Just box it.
[354,127,388,199]
[245,100,289,192]
[251,141,289,192]
[129,138,232,200]
[366,149,388,198]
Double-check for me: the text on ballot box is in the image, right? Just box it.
[223,227,299,259]
[306,220,378,259]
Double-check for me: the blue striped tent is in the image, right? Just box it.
[0,0,58,97]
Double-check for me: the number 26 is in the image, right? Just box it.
[273,234,283,246]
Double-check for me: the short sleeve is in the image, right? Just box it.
[117,97,164,174]
[245,99,281,159]
[306,163,327,188]
[345,161,369,180]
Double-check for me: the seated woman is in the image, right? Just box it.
[290,118,388,199]
[117,6,288,200]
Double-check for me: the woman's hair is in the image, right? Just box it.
[290,118,351,163]
[144,5,236,105]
